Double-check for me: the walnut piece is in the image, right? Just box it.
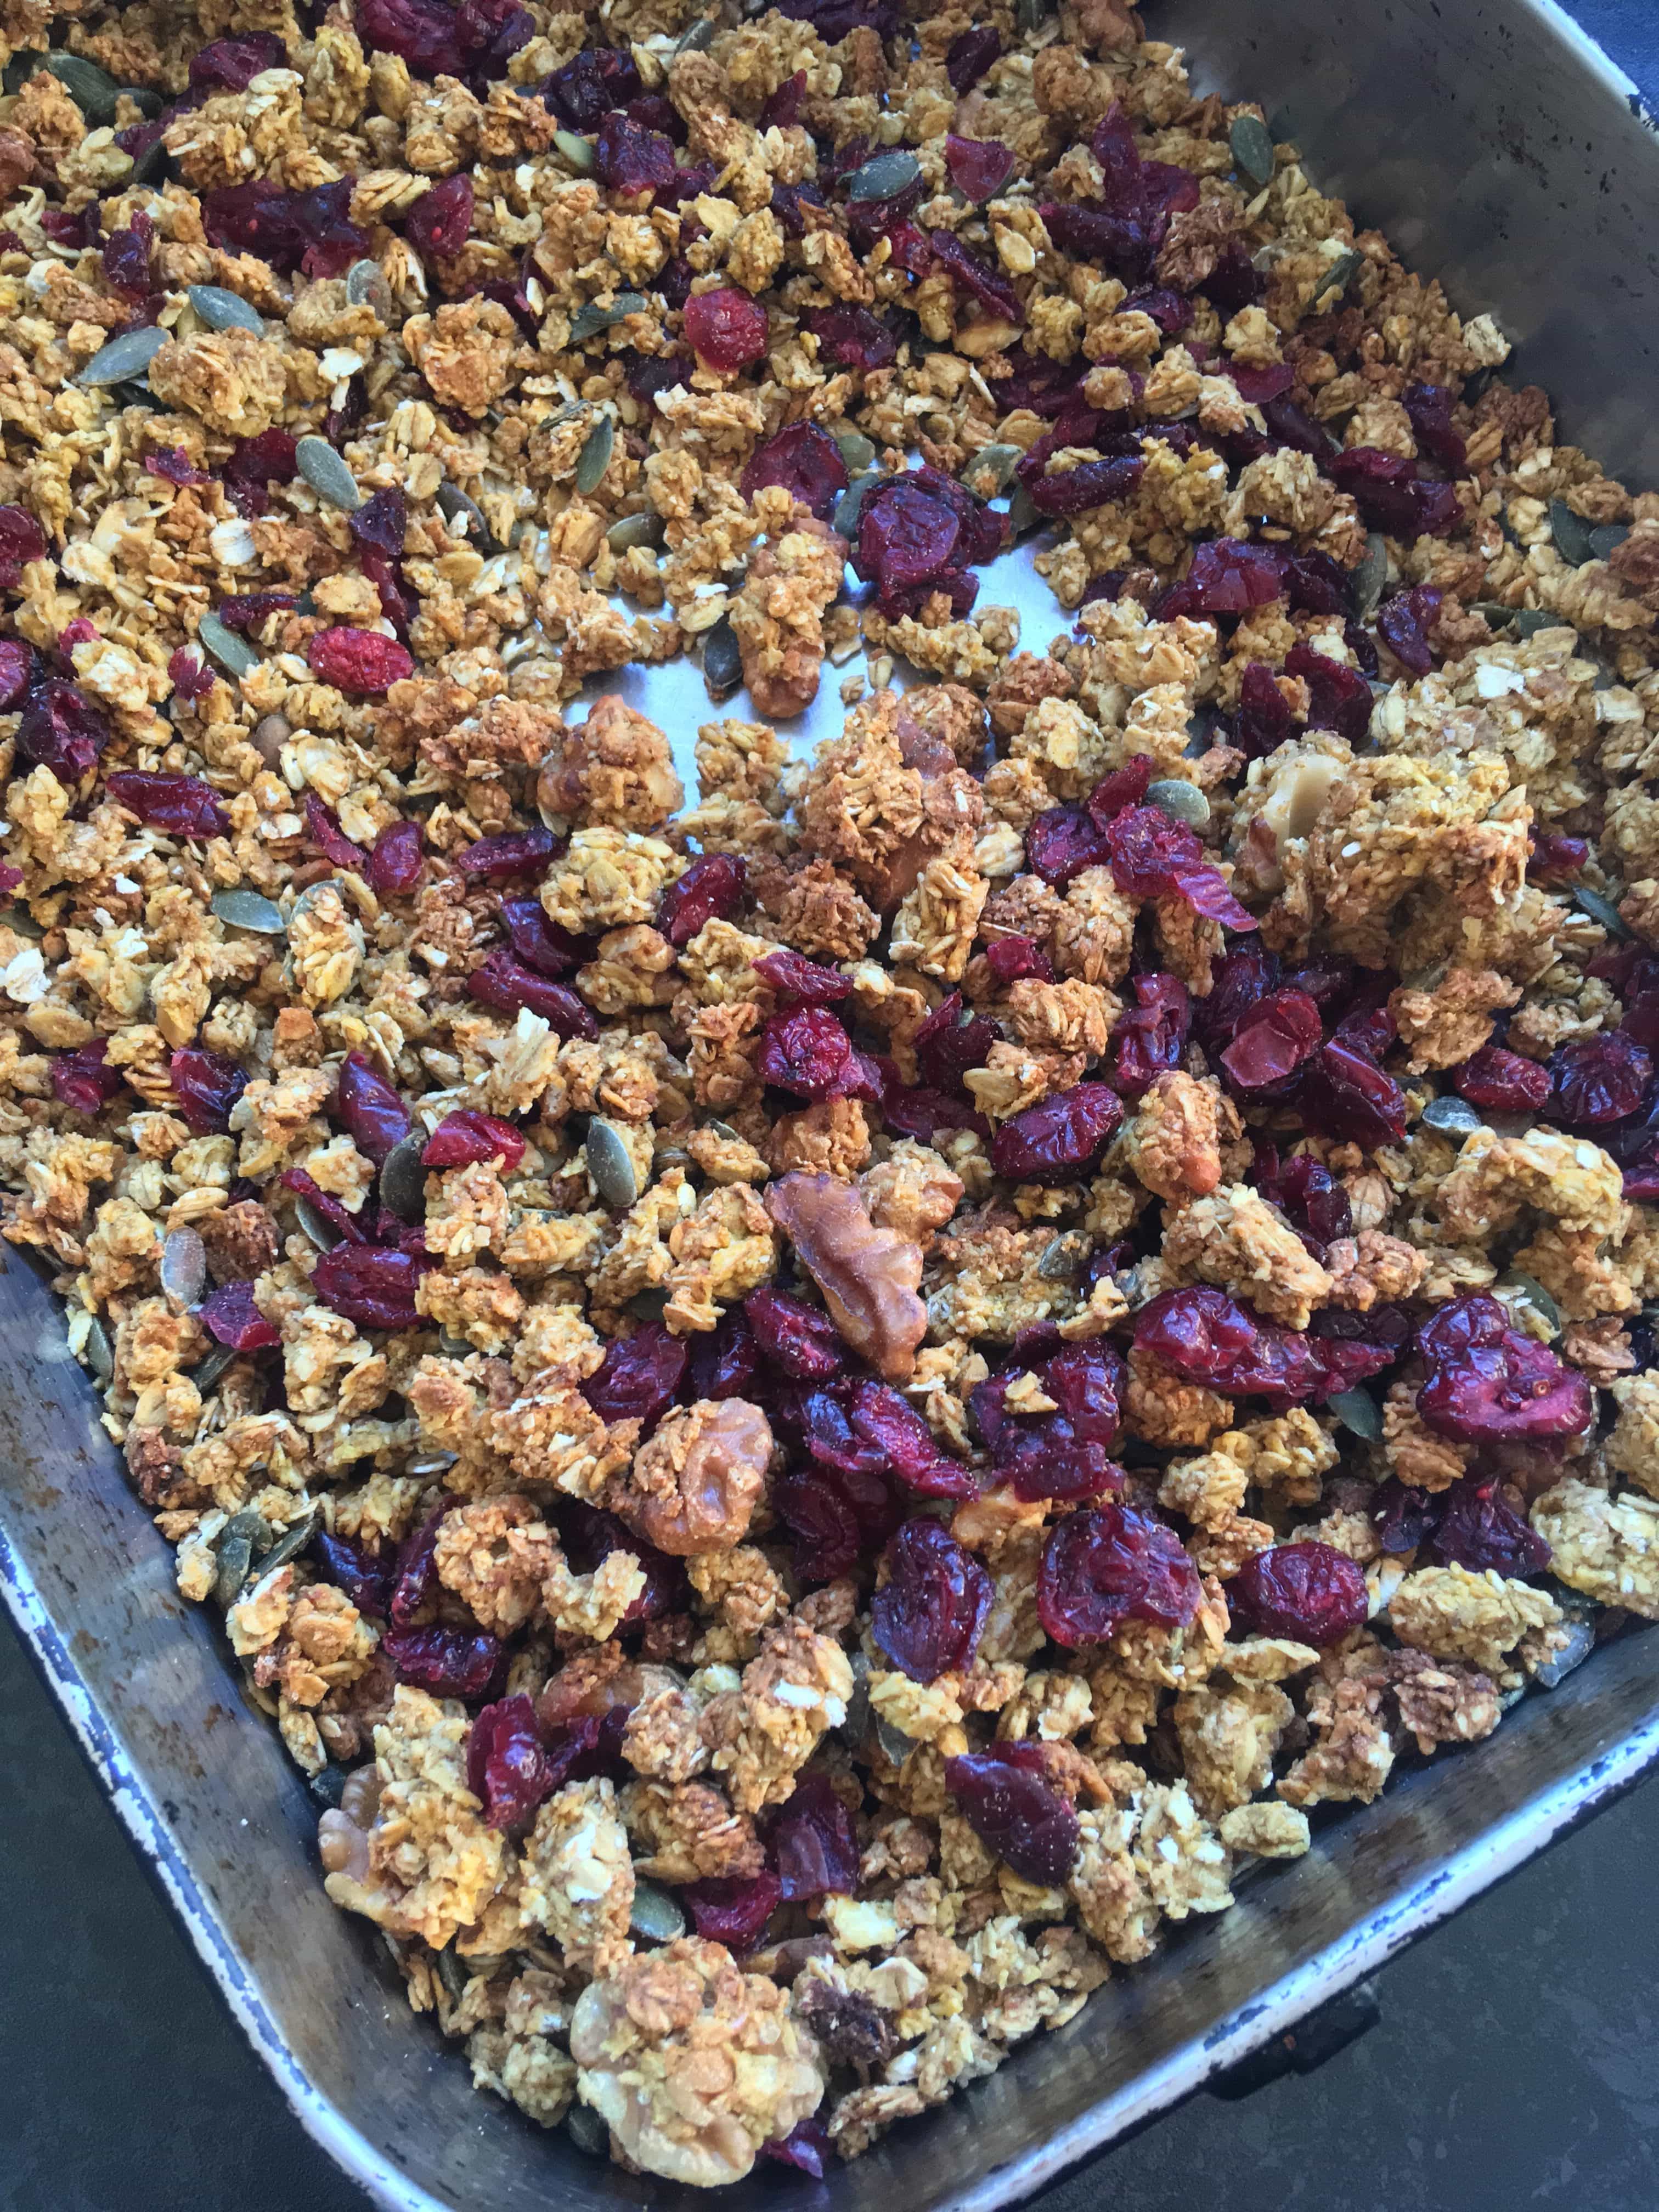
[766,1169,928,1382]
[614,1397,772,1555]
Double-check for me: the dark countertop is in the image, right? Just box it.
[5,6,1658,2209]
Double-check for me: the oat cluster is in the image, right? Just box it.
[3,0,1658,2186]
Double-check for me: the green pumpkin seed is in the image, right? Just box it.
[1509,607,1558,639]
[380,1134,428,1224]
[296,435,363,513]
[675,14,718,51]
[295,1193,345,1252]
[1146,777,1211,830]
[1229,113,1274,189]
[961,441,1022,497]
[128,133,171,187]
[1470,599,1515,629]
[833,472,878,538]
[835,428,877,473]
[43,50,121,123]
[1549,498,1593,567]
[76,324,167,387]
[1589,521,1630,561]
[1420,1093,1484,1138]
[1534,1614,1597,1689]
[434,1947,470,2005]
[435,481,500,554]
[160,1226,207,1310]
[245,1504,320,1592]
[586,1118,639,1209]
[307,1764,348,1809]
[1036,1235,1082,1282]
[627,1288,669,1323]
[876,1716,916,1767]
[1498,1269,1561,1340]
[1015,0,1054,27]
[188,284,263,335]
[2,51,44,94]
[555,128,595,172]
[848,149,919,204]
[345,257,393,318]
[702,616,743,702]
[629,1880,688,1943]
[84,1314,114,1385]
[215,1509,269,1610]
[1327,1385,1380,1441]
[574,413,615,496]
[197,612,257,679]
[1351,533,1389,620]
[1572,884,1629,938]
[1006,483,1041,537]
[211,887,286,935]
[190,1341,241,1395]
[1311,248,1363,307]
[569,292,646,343]
[606,510,665,553]
[566,2104,610,2158]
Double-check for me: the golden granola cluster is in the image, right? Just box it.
[2,0,1658,2186]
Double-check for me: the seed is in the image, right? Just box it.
[345,258,393,319]
[1351,533,1389,620]
[380,1134,428,1224]
[1327,1386,1380,1441]
[435,481,500,554]
[586,1118,639,1209]
[1548,498,1593,568]
[1419,1094,1484,1137]
[629,1880,688,1943]
[1510,608,1558,639]
[675,14,718,51]
[628,1288,669,1322]
[606,511,665,552]
[129,133,170,187]
[215,1510,269,1609]
[1572,885,1629,939]
[833,472,878,538]
[434,1947,470,2005]
[43,50,120,123]
[1470,600,1515,628]
[836,428,877,473]
[566,2105,610,2158]
[250,1504,321,1589]
[198,613,258,679]
[1534,1615,1597,1689]
[1229,112,1274,188]
[1499,1269,1562,1339]
[1006,483,1041,538]
[1589,521,1629,561]
[1146,777,1211,830]
[84,1314,114,1385]
[574,413,615,496]
[160,1226,207,1310]
[1015,0,1054,26]
[295,1194,345,1251]
[250,710,291,764]
[876,1716,916,1767]
[2,51,43,95]
[187,284,263,335]
[848,149,920,203]
[961,441,1022,496]
[190,1342,240,1395]
[211,887,286,935]
[76,324,167,387]
[702,617,743,702]
[1036,1235,1082,1282]
[296,435,363,512]
[1311,247,1363,306]
[568,293,646,342]
[308,1764,348,1809]
[555,128,595,172]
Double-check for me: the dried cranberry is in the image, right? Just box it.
[101,211,154,301]
[687,1307,762,1400]
[0,638,33,707]
[760,2123,830,2181]
[991,1081,1124,1182]
[312,1242,431,1329]
[1375,585,1443,675]
[880,1085,991,1145]
[758,1006,862,1099]
[334,1051,410,1164]
[1296,1039,1408,1150]
[423,1109,524,1170]
[746,1285,846,1380]
[167,646,216,703]
[1428,1476,1551,1576]
[1528,833,1590,888]
[202,178,369,279]
[997,1418,1122,1504]
[381,1623,501,1700]
[499,897,583,975]
[466,949,598,1038]
[853,467,1002,619]
[216,591,299,635]
[1451,1045,1550,1116]
[871,1520,992,1683]
[368,819,424,896]
[464,1693,560,1831]
[659,852,746,945]
[218,428,299,518]
[927,226,1025,328]
[846,1379,972,1497]
[1221,988,1323,1091]
[1135,1285,1326,1401]
[684,286,769,372]
[386,1497,452,1627]
[170,1047,247,1136]
[1230,662,1297,760]
[753,946,852,1005]
[348,489,408,569]
[307,625,414,694]
[682,1869,782,1949]
[773,1464,865,1581]
[1084,755,1158,831]
[1256,1147,1353,1248]
[1419,1336,1591,1444]
[582,1322,687,1432]
[759,69,805,128]
[312,1531,394,1617]
[739,422,849,522]
[1112,971,1191,1097]
[1328,447,1459,540]
[943,1744,1079,1884]
[281,1168,365,1248]
[543,46,641,129]
[1229,1540,1367,1646]
[1284,642,1373,744]
[1195,943,1282,1053]
[595,109,678,196]
[809,305,898,371]
[562,1502,687,1624]
[1330,980,1398,1065]
[1029,454,1145,518]
[986,935,1054,986]
[17,679,109,783]
[304,793,369,873]
[1550,1032,1653,1127]
[945,22,1001,92]
[914,991,998,1096]
[1026,803,1113,888]
[1045,1342,1126,1446]
[946,134,1015,202]
[190,30,286,89]
[456,825,556,884]
[1155,538,1289,619]
[1103,804,1256,930]
[769,1771,859,1901]
[52,1041,125,1118]
[1036,1502,1200,1649]
[198,1280,280,1351]
[1370,1476,1436,1555]
[1402,380,1468,473]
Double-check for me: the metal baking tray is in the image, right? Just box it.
[4,1,1659,2205]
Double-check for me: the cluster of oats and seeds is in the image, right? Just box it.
[6,0,1659,2185]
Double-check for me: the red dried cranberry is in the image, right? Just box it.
[357,0,467,74]
[1135,1285,1327,1401]
[170,1047,247,1136]
[312,1531,394,1617]
[997,1418,1122,1504]
[769,1771,859,1901]
[368,819,424,896]
[1284,641,1374,744]
[190,31,286,89]
[944,1743,1080,1884]
[466,949,598,1038]
[853,468,1002,618]
[1451,1045,1550,1116]
[381,1623,502,1700]
[809,305,898,371]
[1328,447,1459,540]
[456,826,556,884]
[307,625,414,694]
[1418,1330,1592,1443]
[1426,1476,1551,1577]
[761,2122,830,2180]
[1029,454,1144,518]
[52,1041,125,1118]
[202,178,369,279]
[386,1498,453,1626]
[1194,944,1282,1053]
[1111,970,1191,1097]
[772,1464,865,1582]
[349,487,409,566]
[1037,1501,1200,1649]
[1550,1032,1653,1127]
[871,1520,993,1683]
[334,1051,410,1164]
[687,1307,762,1400]
[681,1869,782,1949]
[0,638,33,707]
[1370,1476,1436,1555]
[880,1085,991,1146]
[758,1006,856,1099]
[846,1379,972,1497]
[1375,585,1443,675]
[423,1109,524,1170]
[167,646,216,703]
[1221,987,1323,1091]
[216,591,299,635]
[18,679,108,782]
[595,109,678,196]
[304,794,369,873]
[218,429,299,518]
[102,212,154,301]
[1230,1539,1367,1646]
[739,422,849,522]
[1296,1039,1407,1150]
[281,1168,365,1248]
[1402,380,1468,473]
[946,134,1015,202]
[1026,803,1113,888]
[1103,804,1256,930]
[543,46,640,128]
[684,286,769,371]
[1084,755,1158,830]
[1045,1342,1125,1446]
[499,897,583,975]
[945,22,1000,92]
[759,69,805,128]
[1256,1146,1353,1248]
[658,852,746,946]
[404,174,473,263]
[312,1242,431,1329]
[754,946,852,1004]
[1231,662,1297,760]
[746,1285,847,1379]
[985,935,1054,986]
[927,225,1025,328]
[991,1081,1124,1182]
[1155,538,1289,618]
[465,1693,561,1831]
[913,991,998,1096]
[199,1281,280,1351]
[1528,833,1590,887]
[582,1321,688,1432]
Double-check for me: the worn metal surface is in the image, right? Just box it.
[2,2,1658,2207]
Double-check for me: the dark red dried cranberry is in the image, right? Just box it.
[944,1744,1080,1884]
[1045,1341,1125,1446]
[595,109,678,196]
[1402,380,1468,473]
[945,22,1001,92]
[387,1497,452,1627]
[218,429,299,519]
[456,826,556,884]
[852,467,1001,618]
[216,591,299,635]
[658,852,746,946]
[1229,1539,1367,1646]
[927,225,1024,328]
[423,1109,524,1170]
[349,487,409,565]
[746,1285,846,1379]
[281,1167,365,1248]
[1221,988,1323,1091]
[739,422,849,522]
[466,949,597,1038]
[312,1530,394,1616]
[167,646,216,702]
[190,30,286,89]
[312,1242,431,1330]
[1029,454,1144,518]
[759,70,806,129]
[847,1379,972,1497]
[1231,662,1297,760]
[1103,804,1256,930]
[582,1321,688,1431]
[335,1051,410,1164]
[368,818,424,896]
[307,625,414,694]
[758,1006,862,1099]
[991,1081,1124,1182]
[1026,803,1113,888]
[199,1280,280,1351]
[1085,754,1158,828]
[1419,1336,1592,1443]
[1037,1502,1201,1648]
[772,1464,865,1582]
[1296,1039,1407,1150]
[1328,447,1459,540]
[985,934,1054,986]
[1135,1285,1326,1401]
[914,991,998,1096]
[0,638,33,707]
[357,0,467,72]
[879,1084,991,1146]
[18,679,108,782]
[1451,1045,1550,1116]
[1371,1476,1436,1555]
[1256,1146,1353,1247]
[304,794,369,872]
[1112,970,1191,1097]
[997,1418,1122,1504]
[682,1869,782,1948]
[769,1771,859,1901]
[1550,1032,1653,1127]
[402,173,473,264]
[499,896,583,975]
[946,134,1015,202]
[1375,585,1443,675]
[809,305,898,371]
[871,1520,992,1683]
[202,178,369,279]
[1284,641,1374,744]
[1194,944,1282,1053]
[684,286,769,371]
[101,212,154,302]
[381,1623,501,1700]
[543,46,641,131]
[170,1047,247,1136]
[687,1307,762,1400]
[52,1041,124,1119]
[1527,833,1590,888]
[108,770,230,840]
[760,2121,830,2180]
[1155,538,1289,618]
[465,1693,562,1831]
[752,947,851,1006]
[1426,1476,1551,1577]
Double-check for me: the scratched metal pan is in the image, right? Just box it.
[3,0,1658,2206]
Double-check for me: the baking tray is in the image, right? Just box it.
[4,0,1659,2205]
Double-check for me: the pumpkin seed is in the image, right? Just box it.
[554,128,595,172]
[848,149,919,203]
[307,1764,348,1809]
[1589,521,1630,561]
[566,2104,610,2158]
[834,472,879,538]
[187,284,263,335]
[128,133,170,187]
[569,293,646,343]
[1572,885,1629,938]
[1036,1235,1082,1282]
[1419,1093,1485,1138]
[676,14,717,50]
[1015,0,1054,27]
[1509,607,1558,639]
[197,612,258,679]
[344,257,393,319]
[380,1133,428,1224]
[435,481,500,554]
[606,510,665,553]
[961,441,1022,496]
[627,1288,669,1323]
[84,1314,114,1385]
[1228,112,1274,189]
[1549,497,1593,567]
[1006,483,1041,537]
[586,1118,639,1209]
[876,1716,916,1767]
[836,428,877,473]
[702,616,743,702]
[43,50,120,123]
[2,51,44,94]
[190,1342,241,1395]
[1470,599,1515,629]
[215,1510,268,1609]
[1498,1269,1562,1339]
[1146,777,1210,830]
[629,1880,689,1943]
[295,1193,345,1251]
[245,1504,320,1592]
[574,413,615,496]
[211,887,286,935]
[250,710,291,764]
[1533,1612,1597,1689]
[434,1948,470,2005]
[296,434,363,512]
[1351,533,1389,620]
[160,1226,206,1310]
[1327,1385,1380,1441]
[1311,248,1362,306]
[76,324,167,387]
